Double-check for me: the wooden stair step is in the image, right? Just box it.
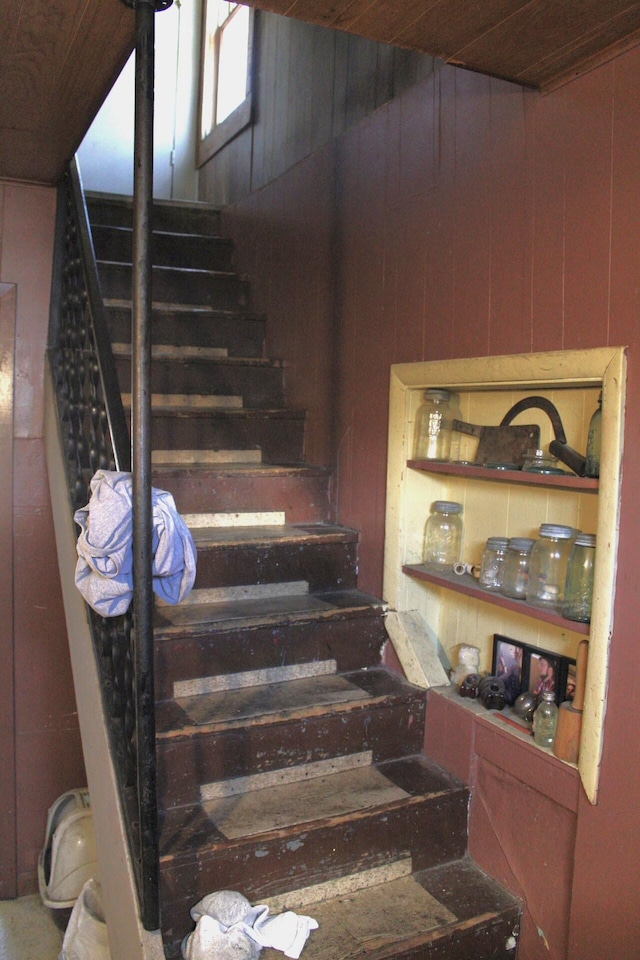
[104,299,266,357]
[115,353,285,407]
[262,859,520,960]
[158,755,469,947]
[124,392,243,410]
[150,461,331,522]
[187,522,358,591]
[153,588,388,701]
[97,260,250,307]
[91,223,234,271]
[133,406,306,463]
[155,668,426,806]
[112,342,229,360]
[86,193,222,235]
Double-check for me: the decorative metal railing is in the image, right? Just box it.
[47,159,159,930]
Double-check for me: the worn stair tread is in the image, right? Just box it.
[113,342,282,368]
[152,460,329,476]
[97,258,238,280]
[187,521,358,547]
[260,859,519,960]
[159,754,466,858]
[156,667,423,738]
[133,404,307,419]
[105,296,265,319]
[154,586,384,630]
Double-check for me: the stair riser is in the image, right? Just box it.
[138,411,305,462]
[151,468,331,522]
[105,306,266,358]
[394,914,520,960]
[157,697,426,807]
[91,225,234,272]
[159,792,469,949]
[114,357,285,408]
[154,613,386,700]
[86,198,221,235]
[97,262,250,308]
[193,540,358,592]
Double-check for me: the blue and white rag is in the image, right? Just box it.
[74,470,197,617]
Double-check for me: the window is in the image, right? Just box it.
[198,1,254,166]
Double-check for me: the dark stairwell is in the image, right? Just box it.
[83,191,520,959]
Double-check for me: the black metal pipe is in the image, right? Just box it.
[131,0,159,932]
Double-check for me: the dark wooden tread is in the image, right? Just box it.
[158,755,469,948]
[156,666,422,739]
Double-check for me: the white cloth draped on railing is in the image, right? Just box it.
[74,470,197,617]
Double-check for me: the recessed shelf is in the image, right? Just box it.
[407,459,599,493]
[402,563,590,635]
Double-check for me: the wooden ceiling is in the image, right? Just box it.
[0,0,135,185]
[3,0,640,186]
[244,0,640,91]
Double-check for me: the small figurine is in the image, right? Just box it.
[451,644,481,686]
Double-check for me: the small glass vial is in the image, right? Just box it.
[585,392,602,478]
[533,691,559,748]
[424,500,463,569]
[561,533,596,622]
[479,537,509,591]
[526,524,575,608]
[501,537,536,599]
[413,389,453,461]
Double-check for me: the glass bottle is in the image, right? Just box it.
[561,533,596,622]
[585,391,602,478]
[479,537,509,591]
[424,500,463,569]
[501,537,536,599]
[413,389,453,461]
[526,524,575,608]
[533,691,559,748]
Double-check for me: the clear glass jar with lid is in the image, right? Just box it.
[561,533,596,622]
[424,500,463,569]
[533,691,559,748]
[526,523,575,608]
[501,537,536,599]
[413,389,453,461]
[479,537,509,591]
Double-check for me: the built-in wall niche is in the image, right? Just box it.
[383,348,626,804]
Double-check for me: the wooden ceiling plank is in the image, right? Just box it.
[285,0,360,29]
[335,0,441,44]
[454,0,640,80]
[390,0,535,58]
[523,14,640,89]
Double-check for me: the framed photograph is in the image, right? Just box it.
[491,635,525,705]
[564,658,577,703]
[523,647,566,704]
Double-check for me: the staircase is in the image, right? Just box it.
[86,194,520,960]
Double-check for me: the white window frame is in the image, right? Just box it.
[197,1,254,167]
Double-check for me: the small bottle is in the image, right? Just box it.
[479,537,509,591]
[501,537,535,599]
[526,524,575,608]
[585,392,602,478]
[413,389,453,461]
[424,500,463,569]
[561,533,596,622]
[533,691,559,748]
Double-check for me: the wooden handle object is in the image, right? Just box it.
[552,640,588,764]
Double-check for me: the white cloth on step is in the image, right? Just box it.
[74,470,196,617]
[182,891,318,960]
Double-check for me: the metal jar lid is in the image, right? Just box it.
[538,523,574,539]
[508,537,535,552]
[432,500,463,513]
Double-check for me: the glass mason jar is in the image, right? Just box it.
[479,537,509,591]
[413,389,453,461]
[501,537,536,599]
[423,500,463,569]
[533,691,559,748]
[561,533,596,622]
[526,524,575,608]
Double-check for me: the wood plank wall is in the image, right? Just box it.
[199,11,434,205]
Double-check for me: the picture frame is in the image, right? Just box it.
[564,658,577,703]
[522,646,568,704]
[491,635,526,705]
